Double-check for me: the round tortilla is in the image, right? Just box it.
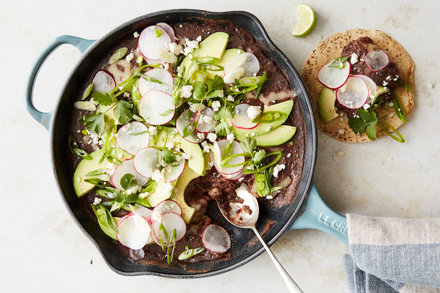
[301,29,415,143]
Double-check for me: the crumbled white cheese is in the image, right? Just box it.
[386,75,392,81]
[125,52,135,62]
[247,105,262,120]
[93,197,102,205]
[165,142,174,150]
[227,133,235,141]
[207,133,217,143]
[139,192,149,199]
[338,129,345,135]
[201,141,212,153]
[189,102,205,113]
[350,53,358,64]
[148,126,157,135]
[136,55,143,64]
[383,81,388,86]
[286,153,291,158]
[201,114,213,124]
[196,35,202,42]
[227,95,234,102]
[246,164,255,171]
[197,132,205,139]
[273,163,285,178]
[133,31,139,38]
[152,169,165,182]
[168,42,183,55]
[389,112,395,118]
[266,195,273,200]
[388,102,394,107]
[180,85,193,98]
[212,100,221,112]
[363,103,371,110]
[126,185,142,195]
[183,38,200,55]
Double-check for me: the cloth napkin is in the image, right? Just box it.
[344,214,440,293]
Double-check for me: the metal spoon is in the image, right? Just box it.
[218,184,303,293]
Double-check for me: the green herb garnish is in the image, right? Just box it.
[178,246,205,260]
[155,29,162,38]
[329,57,349,69]
[92,92,114,106]
[92,204,118,240]
[392,92,407,123]
[109,47,128,64]
[114,100,132,124]
[82,83,94,100]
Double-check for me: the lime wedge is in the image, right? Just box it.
[292,4,316,37]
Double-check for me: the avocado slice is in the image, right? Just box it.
[318,87,338,123]
[197,32,229,59]
[255,125,297,147]
[170,167,198,223]
[371,86,389,104]
[73,148,131,197]
[207,48,244,78]
[232,100,294,141]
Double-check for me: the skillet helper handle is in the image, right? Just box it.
[25,35,95,130]
[290,185,349,246]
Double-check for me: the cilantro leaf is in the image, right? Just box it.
[115,100,132,124]
[92,92,113,106]
[192,81,205,100]
[82,113,105,134]
[82,83,94,100]
[206,75,224,92]
[240,137,257,154]
[213,106,233,121]
[348,109,378,140]
[120,174,138,191]
[214,120,232,137]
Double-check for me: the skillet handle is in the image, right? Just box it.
[289,185,349,246]
[25,35,95,130]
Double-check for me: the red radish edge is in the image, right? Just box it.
[116,213,152,250]
[176,110,205,144]
[156,22,175,40]
[137,25,172,62]
[138,90,176,126]
[335,76,370,110]
[151,212,187,244]
[202,224,231,253]
[92,70,116,93]
[317,61,351,90]
[365,50,390,72]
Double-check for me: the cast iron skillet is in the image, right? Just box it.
[25,9,349,278]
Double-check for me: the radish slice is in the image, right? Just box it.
[116,122,149,155]
[151,212,187,244]
[222,170,243,180]
[162,159,186,182]
[138,25,172,61]
[355,74,377,98]
[202,224,231,253]
[151,200,182,223]
[224,53,260,79]
[318,59,351,89]
[176,109,205,143]
[134,205,154,244]
[156,22,175,40]
[111,159,149,190]
[134,204,153,220]
[194,107,216,133]
[92,70,116,94]
[336,76,369,109]
[134,147,158,178]
[230,104,259,130]
[138,68,174,95]
[365,50,389,72]
[117,213,152,250]
[210,140,245,176]
[139,90,175,125]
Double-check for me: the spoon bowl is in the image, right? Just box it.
[217,183,303,293]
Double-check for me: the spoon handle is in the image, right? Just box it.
[252,227,303,293]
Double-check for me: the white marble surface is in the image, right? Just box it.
[2,0,439,292]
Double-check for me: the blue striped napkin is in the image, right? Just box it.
[344,214,440,292]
